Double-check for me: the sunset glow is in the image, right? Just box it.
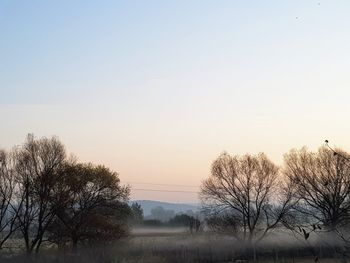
[2,1,350,203]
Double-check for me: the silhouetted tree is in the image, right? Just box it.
[14,134,66,254]
[168,214,201,233]
[169,214,192,226]
[284,147,350,231]
[49,163,130,249]
[201,152,293,244]
[150,206,175,222]
[129,202,143,225]
[0,150,19,249]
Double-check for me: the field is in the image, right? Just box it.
[1,227,346,263]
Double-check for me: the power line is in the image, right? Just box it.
[132,188,199,194]
[124,181,200,188]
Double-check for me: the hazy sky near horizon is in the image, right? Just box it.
[1,1,350,202]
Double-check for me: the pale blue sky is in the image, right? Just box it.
[1,1,350,202]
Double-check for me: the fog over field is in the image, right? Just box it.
[129,200,199,217]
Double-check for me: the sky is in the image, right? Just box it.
[1,1,350,203]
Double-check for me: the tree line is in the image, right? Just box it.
[2,134,350,255]
[130,203,201,233]
[0,134,130,254]
[200,145,350,246]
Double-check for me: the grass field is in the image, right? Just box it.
[0,227,348,263]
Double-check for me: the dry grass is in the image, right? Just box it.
[0,228,348,263]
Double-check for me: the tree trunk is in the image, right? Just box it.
[72,236,79,252]
[35,238,43,254]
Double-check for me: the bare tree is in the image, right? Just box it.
[0,150,19,249]
[201,152,293,244]
[14,134,66,254]
[284,147,350,230]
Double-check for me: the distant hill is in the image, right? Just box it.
[130,200,199,216]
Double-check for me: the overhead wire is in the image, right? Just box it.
[124,181,199,188]
[132,188,199,194]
